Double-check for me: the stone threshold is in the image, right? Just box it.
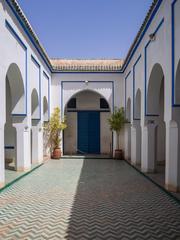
[61,154,112,159]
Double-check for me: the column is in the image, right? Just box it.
[124,123,131,160]
[165,121,179,192]
[131,125,136,164]
[31,125,43,164]
[141,123,156,173]
[131,123,141,165]
[14,123,31,171]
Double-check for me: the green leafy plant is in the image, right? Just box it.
[44,107,67,152]
[108,107,127,149]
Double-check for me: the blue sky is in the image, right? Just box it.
[17,0,152,59]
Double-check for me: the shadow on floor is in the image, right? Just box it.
[64,159,180,240]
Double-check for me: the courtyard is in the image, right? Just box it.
[0,158,179,240]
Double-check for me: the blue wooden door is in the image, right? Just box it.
[78,111,100,154]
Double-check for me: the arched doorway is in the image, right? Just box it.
[145,63,165,181]
[4,63,25,171]
[63,90,111,156]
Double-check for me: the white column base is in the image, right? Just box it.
[165,121,179,192]
[14,124,31,172]
[31,126,43,164]
[141,123,156,173]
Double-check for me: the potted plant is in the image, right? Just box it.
[108,107,127,159]
[45,107,67,159]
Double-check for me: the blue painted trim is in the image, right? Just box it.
[146,114,159,117]
[5,0,52,72]
[43,71,50,120]
[5,20,26,50]
[5,20,28,116]
[144,18,164,116]
[4,146,15,149]
[67,110,110,113]
[124,71,131,115]
[171,0,179,107]
[133,55,142,120]
[11,114,27,117]
[31,55,41,120]
[31,55,40,68]
[32,118,41,121]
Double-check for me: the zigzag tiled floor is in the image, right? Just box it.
[0,159,180,240]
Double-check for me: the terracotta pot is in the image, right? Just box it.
[51,148,61,159]
[114,149,123,160]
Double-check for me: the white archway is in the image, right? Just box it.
[144,63,165,178]
[64,89,111,114]
[63,85,113,116]
[147,63,164,115]
[6,63,25,114]
[4,63,25,170]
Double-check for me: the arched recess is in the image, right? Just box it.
[147,63,164,115]
[4,63,25,170]
[31,88,40,120]
[146,63,166,177]
[43,96,48,122]
[135,89,141,119]
[64,89,111,156]
[175,60,180,104]
[6,63,25,114]
[126,98,131,122]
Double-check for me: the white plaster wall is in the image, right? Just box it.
[100,112,112,154]
[30,58,40,94]
[64,112,77,154]
[52,73,123,111]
